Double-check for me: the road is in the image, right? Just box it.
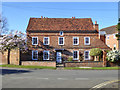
[1,68,119,89]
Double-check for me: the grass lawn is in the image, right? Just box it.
[0,64,56,69]
[64,67,120,70]
[0,64,119,70]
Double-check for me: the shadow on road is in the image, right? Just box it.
[0,69,32,75]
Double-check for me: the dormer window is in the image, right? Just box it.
[60,31,63,36]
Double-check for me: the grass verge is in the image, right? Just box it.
[0,64,56,69]
[64,67,120,70]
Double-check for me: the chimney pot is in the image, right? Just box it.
[41,16,43,18]
[72,17,73,18]
[95,21,97,24]
[74,17,75,19]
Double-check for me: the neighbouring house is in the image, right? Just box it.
[24,16,110,65]
[100,25,120,50]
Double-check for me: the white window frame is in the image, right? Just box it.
[43,51,50,60]
[107,45,110,47]
[60,31,63,36]
[73,50,79,60]
[84,37,90,45]
[114,44,116,49]
[84,51,90,60]
[113,34,116,39]
[32,37,38,45]
[73,37,79,45]
[107,35,109,39]
[32,50,38,60]
[58,37,64,45]
[43,37,50,45]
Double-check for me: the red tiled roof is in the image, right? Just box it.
[26,18,94,31]
[100,25,117,34]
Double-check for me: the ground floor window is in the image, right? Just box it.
[73,51,79,60]
[32,50,38,60]
[84,51,90,60]
[43,51,49,60]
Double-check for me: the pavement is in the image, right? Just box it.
[1,67,119,89]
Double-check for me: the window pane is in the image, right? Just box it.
[74,38,78,44]
[85,51,89,59]
[33,51,38,59]
[44,37,48,45]
[44,51,49,60]
[59,37,63,44]
[33,38,37,44]
[85,38,89,43]
[73,51,78,59]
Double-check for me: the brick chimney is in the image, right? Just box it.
[41,16,43,18]
[93,21,99,32]
[99,31,106,44]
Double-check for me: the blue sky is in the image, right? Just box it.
[2,2,118,33]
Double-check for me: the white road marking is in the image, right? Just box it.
[90,80,119,90]
[37,78,49,80]
[75,78,89,80]
[57,78,68,80]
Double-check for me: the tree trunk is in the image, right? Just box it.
[7,49,10,64]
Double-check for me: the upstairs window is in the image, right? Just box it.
[113,34,116,39]
[73,37,79,45]
[32,37,38,45]
[73,51,79,60]
[43,37,49,45]
[107,36,109,39]
[32,50,38,60]
[84,51,90,60]
[58,37,64,45]
[60,31,63,36]
[114,44,116,50]
[43,51,49,60]
[84,37,90,45]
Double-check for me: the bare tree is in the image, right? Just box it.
[0,14,8,35]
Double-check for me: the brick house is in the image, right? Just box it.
[26,16,110,64]
[100,25,120,50]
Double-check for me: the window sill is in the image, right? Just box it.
[73,59,79,60]
[73,44,79,45]
[43,44,49,45]
[84,44,90,46]
[32,44,38,45]
[32,59,38,60]
[43,59,49,60]
[58,44,64,46]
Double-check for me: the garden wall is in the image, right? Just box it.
[22,61,56,67]
[64,61,103,67]
[0,48,20,65]
[0,52,8,65]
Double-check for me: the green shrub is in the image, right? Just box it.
[107,50,120,62]
[105,50,110,53]
[90,48,102,56]
[68,57,73,61]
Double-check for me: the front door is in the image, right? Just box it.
[56,52,62,63]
